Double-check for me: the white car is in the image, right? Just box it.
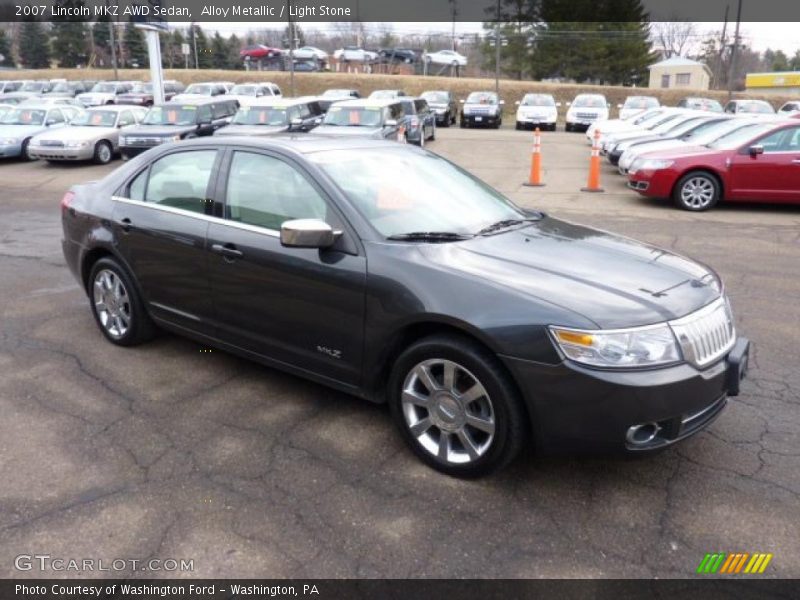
[777,101,800,117]
[76,81,134,107]
[422,50,467,67]
[565,94,610,132]
[226,83,281,107]
[292,46,328,61]
[515,93,560,131]
[588,108,675,145]
[617,96,660,120]
[334,47,367,62]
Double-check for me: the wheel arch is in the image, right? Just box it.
[672,167,726,202]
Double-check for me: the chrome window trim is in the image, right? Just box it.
[111,195,280,238]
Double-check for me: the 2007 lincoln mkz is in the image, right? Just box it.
[61,137,750,477]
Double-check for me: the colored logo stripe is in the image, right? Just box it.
[697,553,773,574]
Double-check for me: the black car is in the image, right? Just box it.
[379,48,417,63]
[119,98,238,159]
[61,138,750,478]
[214,98,324,137]
[420,90,458,127]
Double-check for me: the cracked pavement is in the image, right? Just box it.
[0,130,798,579]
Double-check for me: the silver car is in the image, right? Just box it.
[76,81,135,107]
[28,105,146,164]
[313,99,405,141]
[0,104,81,160]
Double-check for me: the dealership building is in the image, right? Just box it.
[745,71,800,95]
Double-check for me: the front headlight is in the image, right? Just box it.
[637,158,674,171]
[0,138,20,145]
[550,324,681,368]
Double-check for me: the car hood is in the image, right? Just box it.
[416,217,720,328]
[0,124,47,138]
[313,125,384,137]
[121,125,196,136]
[625,139,688,157]
[215,124,288,136]
[637,144,722,161]
[33,125,115,141]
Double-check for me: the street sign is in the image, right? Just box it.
[181,43,190,56]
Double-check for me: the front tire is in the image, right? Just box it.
[388,335,528,478]
[20,138,33,161]
[673,171,721,211]
[93,140,113,165]
[88,257,156,346]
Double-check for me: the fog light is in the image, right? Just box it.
[626,422,661,445]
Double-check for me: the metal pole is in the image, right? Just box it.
[143,29,165,104]
[107,1,118,80]
[494,0,501,93]
[191,23,199,69]
[288,0,295,96]
[727,0,743,100]
[715,5,729,90]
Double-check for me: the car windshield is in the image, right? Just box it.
[573,96,606,108]
[631,110,664,125]
[70,110,117,127]
[185,84,212,95]
[466,92,497,105]
[623,97,659,109]
[421,92,449,103]
[0,108,45,125]
[50,83,74,93]
[322,89,351,98]
[687,98,723,112]
[323,106,384,127]
[142,106,198,126]
[91,83,117,93]
[706,123,777,149]
[232,106,288,126]
[647,114,682,131]
[737,101,774,114]
[663,117,708,136]
[130,83,153,93]
[370,91,398,99]
[521,94,555,106]
[309,148,528,238]
[780,103,800,111]
[20,83,46,92]
[692,119,752,146]
[231,85,259,95]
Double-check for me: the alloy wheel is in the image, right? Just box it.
[680,176,715,209]
[401,359,496,465]
[92,269,131,339]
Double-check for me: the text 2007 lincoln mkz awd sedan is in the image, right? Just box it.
[61,137,750,477]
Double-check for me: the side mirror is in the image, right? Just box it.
[280,219,336,249]
[384,119,397,127]
[289,117,303,130]
[748,144,764,156]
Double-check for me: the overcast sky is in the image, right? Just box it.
[203,21,800,55]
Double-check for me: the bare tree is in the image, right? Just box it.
[652,21,698,58]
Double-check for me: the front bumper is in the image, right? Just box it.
[627,168,678,198]
[28,145,94,161]
[501,337,750,454]
[517,115,556,128]
[120,145,156,160]
[0,142,23,157]
[462,113,501,126]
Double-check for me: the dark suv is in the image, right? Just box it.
[119,98,238,159]
[420,90,458,127]
[398,97,436,147]
[215,98,324,137]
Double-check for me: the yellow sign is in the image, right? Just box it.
[746,72,800,88]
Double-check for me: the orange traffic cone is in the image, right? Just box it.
[397,124,406,143]
[581,129,605,192]
[523,127,545,187]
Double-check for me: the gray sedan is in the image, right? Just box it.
[28,106,146,164]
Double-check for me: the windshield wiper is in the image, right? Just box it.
[476,215,543,235]
[387,231,474,242]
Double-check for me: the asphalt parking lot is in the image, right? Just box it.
[1,128,798,579]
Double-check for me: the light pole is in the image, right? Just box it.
[727,0,743,100]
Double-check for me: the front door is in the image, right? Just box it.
[728,125,800,202]
[207,149,366,386]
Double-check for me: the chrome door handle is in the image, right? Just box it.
[211,243,243,260]
[119,217,132,232]
[791,159,800,164]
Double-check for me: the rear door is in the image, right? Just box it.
[728,125,800,202]
[206,148,366,385]
[111,147,221,333]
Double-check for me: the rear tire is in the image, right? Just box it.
[20,138,34,161]
[388,334,528,478]
[441,111,450,128]
[88,257,156,346]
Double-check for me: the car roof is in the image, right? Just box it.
[173,134,406,156]
[331,98,398,108]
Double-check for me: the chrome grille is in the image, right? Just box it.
[39,140,64,147]
[576,112,599,120]
[669,297,735,368]
[123,137,162,146]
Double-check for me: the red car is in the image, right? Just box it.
[240,45,283,59]
[627,120,800,210]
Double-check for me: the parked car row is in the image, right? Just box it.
[582,106,800,210]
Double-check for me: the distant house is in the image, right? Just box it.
[648,57,712,91]
[745,71,800,95]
